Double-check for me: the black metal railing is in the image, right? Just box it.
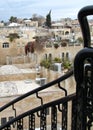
[74,5,93,130]
[0,93,76,130]
[0,69,75,130]
[1,5,93,130]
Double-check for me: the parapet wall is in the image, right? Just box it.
[0,73,37,82]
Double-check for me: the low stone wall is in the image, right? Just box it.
[0,73,37,82]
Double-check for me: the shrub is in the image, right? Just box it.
[54,57,62,63]
[54,43,59,49]
[40,59,51,69]
[63,60,72,69]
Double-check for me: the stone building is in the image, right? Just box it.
[0,23,83,65]
[0,26,36,64]
[0,19,82,128]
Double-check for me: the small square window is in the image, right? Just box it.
[2,42,9,48]
[8,116,14,121]
[1,117,7,125]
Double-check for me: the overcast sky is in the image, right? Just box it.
[0,0,93,21]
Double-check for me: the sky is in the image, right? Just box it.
[0,0,93,21]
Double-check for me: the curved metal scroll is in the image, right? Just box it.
[74,47,93,130]
[78,5,93,47]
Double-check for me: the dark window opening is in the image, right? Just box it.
[1,117,7,125]
[2,42,9,48]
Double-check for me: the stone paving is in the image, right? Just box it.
[0,65,40,97]
[0,65,35,75]
[0,80,40,97]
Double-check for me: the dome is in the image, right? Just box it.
[0,65,22,75]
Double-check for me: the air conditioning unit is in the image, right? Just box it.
[53,63,62,72]
[35,78,46,86]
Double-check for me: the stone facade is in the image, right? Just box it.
[0,26,36,64]
[0,20,83,65]
[0,20,81,128]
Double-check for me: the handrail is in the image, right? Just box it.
[74,47,93,84]
[0,92,76,130]
[0,69,73,112]
[78,5,93,47]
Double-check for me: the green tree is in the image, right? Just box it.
[46,10,51,28]
[9,16,17,23]
[7,33,20,42]
[77,37,83,43]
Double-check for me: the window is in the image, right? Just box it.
[2,42,9,48]
[1,117,7,125]
[65,31,69,35]
[66,52,69,60]
[49,53,52,61]
[8,116,14,121]
[45,54,47,60]
[62,52,64,60]
[8,116,15,127]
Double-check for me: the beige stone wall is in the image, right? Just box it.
[0,42,82,65]
[0,27,36,65]
[0,73,37,82]
[0,26,83,65]
[34,44,83,65]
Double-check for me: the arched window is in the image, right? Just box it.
[62,52,65,60]
[2,42,9,48]
[45,54,47,60]
[66,52,69,60]
[65,31,69,35]
[49,53,52,61]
